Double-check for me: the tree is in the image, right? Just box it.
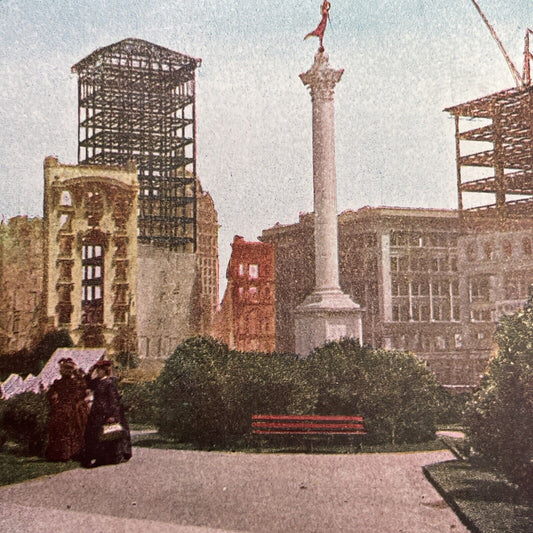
[113,325,139,369]
[31,329,73,374]
[465,301,533,487]
[0,329,73,380]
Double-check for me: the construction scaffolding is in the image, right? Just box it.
[445,86,533,217]
[72,38,202,250]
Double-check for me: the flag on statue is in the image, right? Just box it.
[304,1,331,49]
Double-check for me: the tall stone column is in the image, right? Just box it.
[294,51,363,357]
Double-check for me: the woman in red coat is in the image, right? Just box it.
[45,358,89,462]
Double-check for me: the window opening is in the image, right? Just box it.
[82,244,104,324]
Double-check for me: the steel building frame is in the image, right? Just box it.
[72,38,202,250]
[445,86,533,217]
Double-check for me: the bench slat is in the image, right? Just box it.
[252,414,367,437]
[252,414,363,422]
[253,422,365,431]
[253,430,367,435]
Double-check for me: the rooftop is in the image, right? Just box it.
[72,38,201,74]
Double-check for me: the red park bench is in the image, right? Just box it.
[252,414,367,451]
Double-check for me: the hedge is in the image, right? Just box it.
[156,337,448,447]
[119,381,157,426]
[0,392,49,456]
[304,340,446,444]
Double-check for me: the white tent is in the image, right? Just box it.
[0,348,107,398]
[0,373,24,399]
[37,348,107,389]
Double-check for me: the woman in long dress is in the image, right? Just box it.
[83,359,131,468]
[46,358,89,462]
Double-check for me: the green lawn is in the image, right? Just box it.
[131,431,448,454]
[424,459,533,533]
[0,451,78,487]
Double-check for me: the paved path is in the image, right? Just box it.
[0,448,467,532]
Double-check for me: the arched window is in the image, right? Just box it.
[60,191,72,206]
[59,214,69,229]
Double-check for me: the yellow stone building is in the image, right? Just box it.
[43,156,138,350]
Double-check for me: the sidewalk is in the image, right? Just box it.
[0,447,467,532]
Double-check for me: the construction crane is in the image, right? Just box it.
[523,27,533,85]
[469,0,533,86]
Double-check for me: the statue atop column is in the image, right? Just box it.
[304,1,331,51]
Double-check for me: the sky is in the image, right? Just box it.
[1,0,532,297]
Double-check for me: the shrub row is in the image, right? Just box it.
[119,381,158,425]
[0,392,49,456]
[0,335,467,456]
[155,337,449,447]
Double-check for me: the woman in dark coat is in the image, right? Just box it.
[46,358,89,462]
[83,359,131,468]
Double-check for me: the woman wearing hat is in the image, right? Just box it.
[82,359,131,467]
[46,358,89,462]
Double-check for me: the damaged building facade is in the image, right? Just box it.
[71,38,216,358]
[42,157,139,349]
[261,205,533,390]
[0,216,44,353]
[0,39,219,360]
[214,236,275,353]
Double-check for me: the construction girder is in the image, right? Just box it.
[445,85,533,216]
[72,38,201,251]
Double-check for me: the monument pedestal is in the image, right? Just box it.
[295,289,363,356]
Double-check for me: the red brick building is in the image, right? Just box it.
[213,236,275,353]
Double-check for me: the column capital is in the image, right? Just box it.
[300,51,344,101]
